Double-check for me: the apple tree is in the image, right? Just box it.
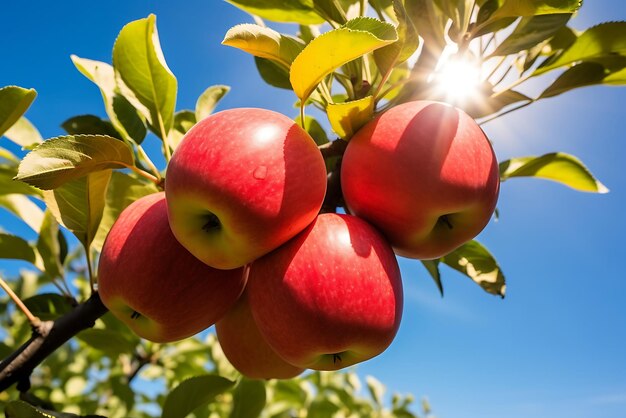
[0,0,623,416]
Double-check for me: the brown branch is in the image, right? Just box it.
[0,292,108,392]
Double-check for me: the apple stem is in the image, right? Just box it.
[130,311,142,320]
[440,215,454,230]
[202,214,221,232]
[333,353,342,364]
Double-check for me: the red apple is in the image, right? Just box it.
[247,213,403,371]
[98,192,247,343]
[216,287,304,379]
[341,100,500,259]
[165,108,327,270]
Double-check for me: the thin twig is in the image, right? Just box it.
[0,277,39,325]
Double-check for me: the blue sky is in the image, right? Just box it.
[2,1,626,418]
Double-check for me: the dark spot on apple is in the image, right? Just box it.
[333,353,342,364]
[202,213,221,232]
[438,214,454,229]
[130,311,142,320]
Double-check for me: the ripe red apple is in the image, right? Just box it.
[98,192,247,343]
[247,213,403,371]
[165,108,327,270]
[216,287,304,380]
[341,100,500,260]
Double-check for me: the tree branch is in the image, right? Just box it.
[0,292,108,392]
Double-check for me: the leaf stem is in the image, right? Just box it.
[157,113,172,162]
[299,104,306,129]
[491,73,533,98]
[84,246,95,293]
[136,145,162,181]
[126,164,161,186]
[0,276,40,326]
[479,100,533,125]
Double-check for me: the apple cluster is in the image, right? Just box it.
[97,101,499,379]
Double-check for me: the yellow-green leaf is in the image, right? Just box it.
[327,96,375,139]
[0,86,37,138]
[43,170,112,247]
[534,22,626,75]
[290,17,397,101]
[112,14,177,137]
[225,0,324,25]
[4,117,43,149]
[223,24,305,69]
[490,0,581,20]
[0,194,45,232]
[16,135,134,190]
[195,85,230,122]
[442,240,506,297]
[499,152,608,193]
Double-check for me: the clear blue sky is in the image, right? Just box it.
[2,1,626,418]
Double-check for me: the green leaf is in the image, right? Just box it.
[91,171,158,253]
[0,233,36,264]
[295,115,329,145]
[223,24,305,70]
[77,328,137,358]
[442,240,506,297]
[421,260,444,296]
[0,165,43,196]
[112,14,177,138]
[23,293,73,320]
[161,375,235,418]
[168,110,198,150]
[434,0,474,39]
[538,62,609,98]
[4,117,43,149]
[225,0,324,24]
[366,375,385,406]
[62,115,122,139]
[36,210,64,279]
[16,135,134,190]
[499,152,608,193]
[373,0,420,77]
[490,0,581,20]
[534,22,626,75]
[0,86,37,138]
[71,56,147,144]
[327,96,375,139]
[195,85,230,122]
[404,0,447,48]
[43,170,112,247]
[0,194,45,232]
[490,13,571,56]
[290,17,397,101]
[255,57,293,89]
[308,398,341,418]
[313,0,348,24]
[230,378,267,418]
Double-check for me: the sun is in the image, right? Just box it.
[431,48,482,105]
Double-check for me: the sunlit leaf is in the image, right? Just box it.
[43,170,112,247]
[225,0,324,24]
[112,14,177,138]
[534,22,626,75]
[4,116,43,149]
[196,85,230,122]
[91,171,158,253]
[327,95,375,139]
[0,165,43,196]
[0,86,37,138]
[434,0,474,39]
[374,0,420,77]
[442,240,506,297]
[36,210,65,279]
[168,110,197,150]
[0,194,45,232]
[366,375,385,406]
[500,152,608,193]
[223,24,305,69]
[71,55,147,144]
[161,375,235,418]
[230,378,266,418]
[16,135,134,190]
[490,0,581,21]
[308,397,341,418]
[490,13,571,56]
[313,0,348,24]
[290,17,397,101]
[0,233,36,264]
[538,62,610,98]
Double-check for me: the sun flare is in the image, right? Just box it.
[431,49,482,104]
